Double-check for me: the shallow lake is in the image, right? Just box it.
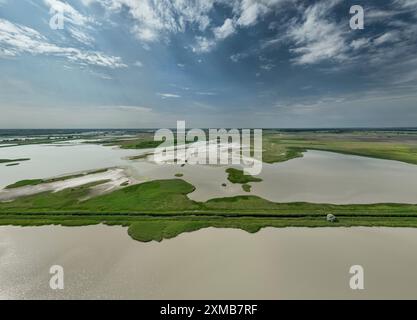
[0,143,139,189]
[1,143,417,204]
[1,225,417,299]
[126,150,417,204]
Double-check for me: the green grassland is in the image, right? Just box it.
[226,168,262,184]
[119,139,163,149]
[3,214,417,243]
[242,184,251,192]
[106,134,186,150]
[0,158,30,164]
[6,179,45,189]
[1,179,417,242]
[5,169,109,189]
[88,132,158,149]
[262,131,417,164]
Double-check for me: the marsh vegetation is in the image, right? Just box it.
[1,129,417,242]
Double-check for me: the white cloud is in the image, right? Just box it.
[158,93,181,99]
[192,36,216,53]
[0,18,126,68]
[80,0,95,6]
[43,0,96,46]
[85,0,288,52]
[260,63,275,71]
[192,18,236,54]
[350,38,370,50]
[134,60,143,67]
[366,8,400,21]
[132,26,159,42]
[67,26,94,46]
[395,0,417,8]
[94,0,217,42]
[237,0,270,26]
[374,31,400,45]
[213,18,236,39]
[234,0,289,27]
[287,0,348,65]
[230,52,248,62]
[114,105,152,112]
[43,0,94,26]
[195,91,217,96]
[170,83,190,90]
[89,71,113,80]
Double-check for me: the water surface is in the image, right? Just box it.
[2,143,417,204]
[1,225,417,299]
[127,150,417,203]
[0,143,138,189]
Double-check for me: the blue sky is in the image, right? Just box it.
[0,0,417,128]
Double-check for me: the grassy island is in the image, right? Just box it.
[5,169,108,189]
[226,168,262,184]
[1,158,30,164]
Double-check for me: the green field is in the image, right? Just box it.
[105,134,191,150]
[262,131,417,164]
[119,139,163,149]
[0,158,30,164]
[1,178,417,242]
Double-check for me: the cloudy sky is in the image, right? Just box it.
[0,0,416,128]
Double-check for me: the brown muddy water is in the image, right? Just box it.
[1,225,417,299]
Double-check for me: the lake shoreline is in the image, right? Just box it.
[3,213,417,242]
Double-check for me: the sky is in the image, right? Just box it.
[0,0,416,128]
